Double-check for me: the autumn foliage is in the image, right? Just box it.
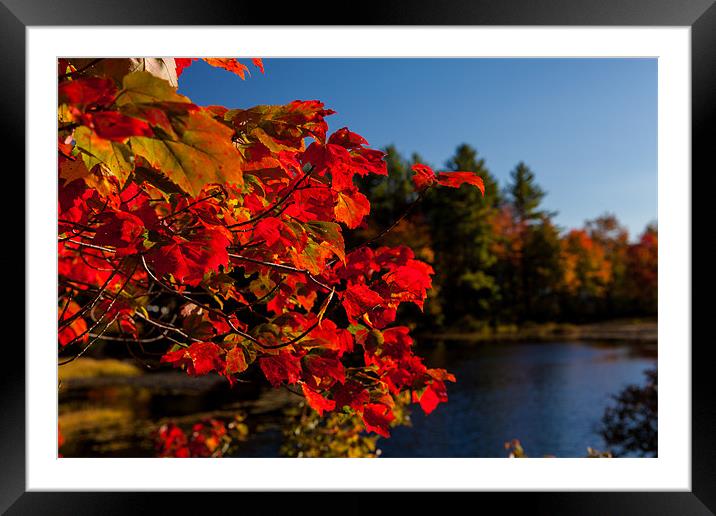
[57,58,484,441]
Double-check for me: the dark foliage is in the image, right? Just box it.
[600,368,658,457]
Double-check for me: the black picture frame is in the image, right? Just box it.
[4,0,711,513]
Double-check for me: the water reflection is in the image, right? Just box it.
[378,340,656,458]
[59,340,656,458]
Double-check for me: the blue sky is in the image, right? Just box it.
[179,58,657,238]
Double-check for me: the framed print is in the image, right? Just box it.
[3,0,713,512]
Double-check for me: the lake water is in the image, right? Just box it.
[60,340,657,458]
[379,340,657,458]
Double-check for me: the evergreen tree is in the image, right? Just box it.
[423,144,501,329]
[506,161,546,223]
[521,216,564,320]
[498,161,561,321]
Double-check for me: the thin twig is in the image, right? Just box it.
[226,165,314,229]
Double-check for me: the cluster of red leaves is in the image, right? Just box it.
[155,419,228,458]
[57,57,483,438]
[411,163,485,194]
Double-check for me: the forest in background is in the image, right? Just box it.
[355,144,658,333]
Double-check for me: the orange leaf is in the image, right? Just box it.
[203,58,249,79]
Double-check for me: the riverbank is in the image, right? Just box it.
[418,319,657,344]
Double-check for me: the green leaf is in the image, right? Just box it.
[117,71,189,105]
[296,241,323,276]
[305,221,345,262]
[129,110,244,196]
[74,126,133,186]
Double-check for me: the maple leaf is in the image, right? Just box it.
[342,283,384,321]
[146,228,230,286]
[57,157,83,186]
[365,306,397,329]
[252,58,265,74]
[436,171,485,195]
[411,163,436,190]
[301,383,336,416]
[161,342,225,376]
[259,352,302,387]
[362,403,395,437]
[82,111,154,142]
[383,260,434,300]
[307,320,355,356]
[418,380,449,415]
[118,183,161,229]
[228,101,335,153]
[223,346,249,383]
[381,326,414,360]
[254,217,292,248]
[327,127,368,149]
[334,189,370,229]
[175,58,197,77]
[117,71,190,105]
[305,221,346,263]
[58,77,117,108]
[411,163,485,195]
[118,102,199,138]
[427,368,457,383]
[74,126,134,187]
[304,354,346,386]
[91,210,145,254]
[130,109,245,196]
[283,185,336,223]
[203,58,250,79]
[334,380,370,412]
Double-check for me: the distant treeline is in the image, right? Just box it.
[353,144,657,331]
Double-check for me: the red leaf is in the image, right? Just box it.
[82,111,154,141]
[327,127,368,149]
[301,383,336,416]
[334,189,370,229]
[334,380,370,412]
[161,342,224,376]
[92,210,145,253]
[175,58,197,77]
[366,306,397,329]
[308,320,355,356]
[304,354,345,386]
[342,283,384,321]
[427,368,456,383]
[436,171,485,195]
[58,77,117,107]
[254,217,291,248]
[146,229,230,286]
[203,58,249,79]
[224,346,249,379]
[252,58,265,74]
[418,380,449,415]
[362,403,395,437]
[384,260,434,298]
[259,352,302,387]
[411,163,436,190]
[284,186,336,222]
[381,326,414,360]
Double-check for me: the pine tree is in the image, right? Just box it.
[498,161,561,321]
[423,144,502,328]
[506,161,546,223]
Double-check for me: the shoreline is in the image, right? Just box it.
[417,319,657,344]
